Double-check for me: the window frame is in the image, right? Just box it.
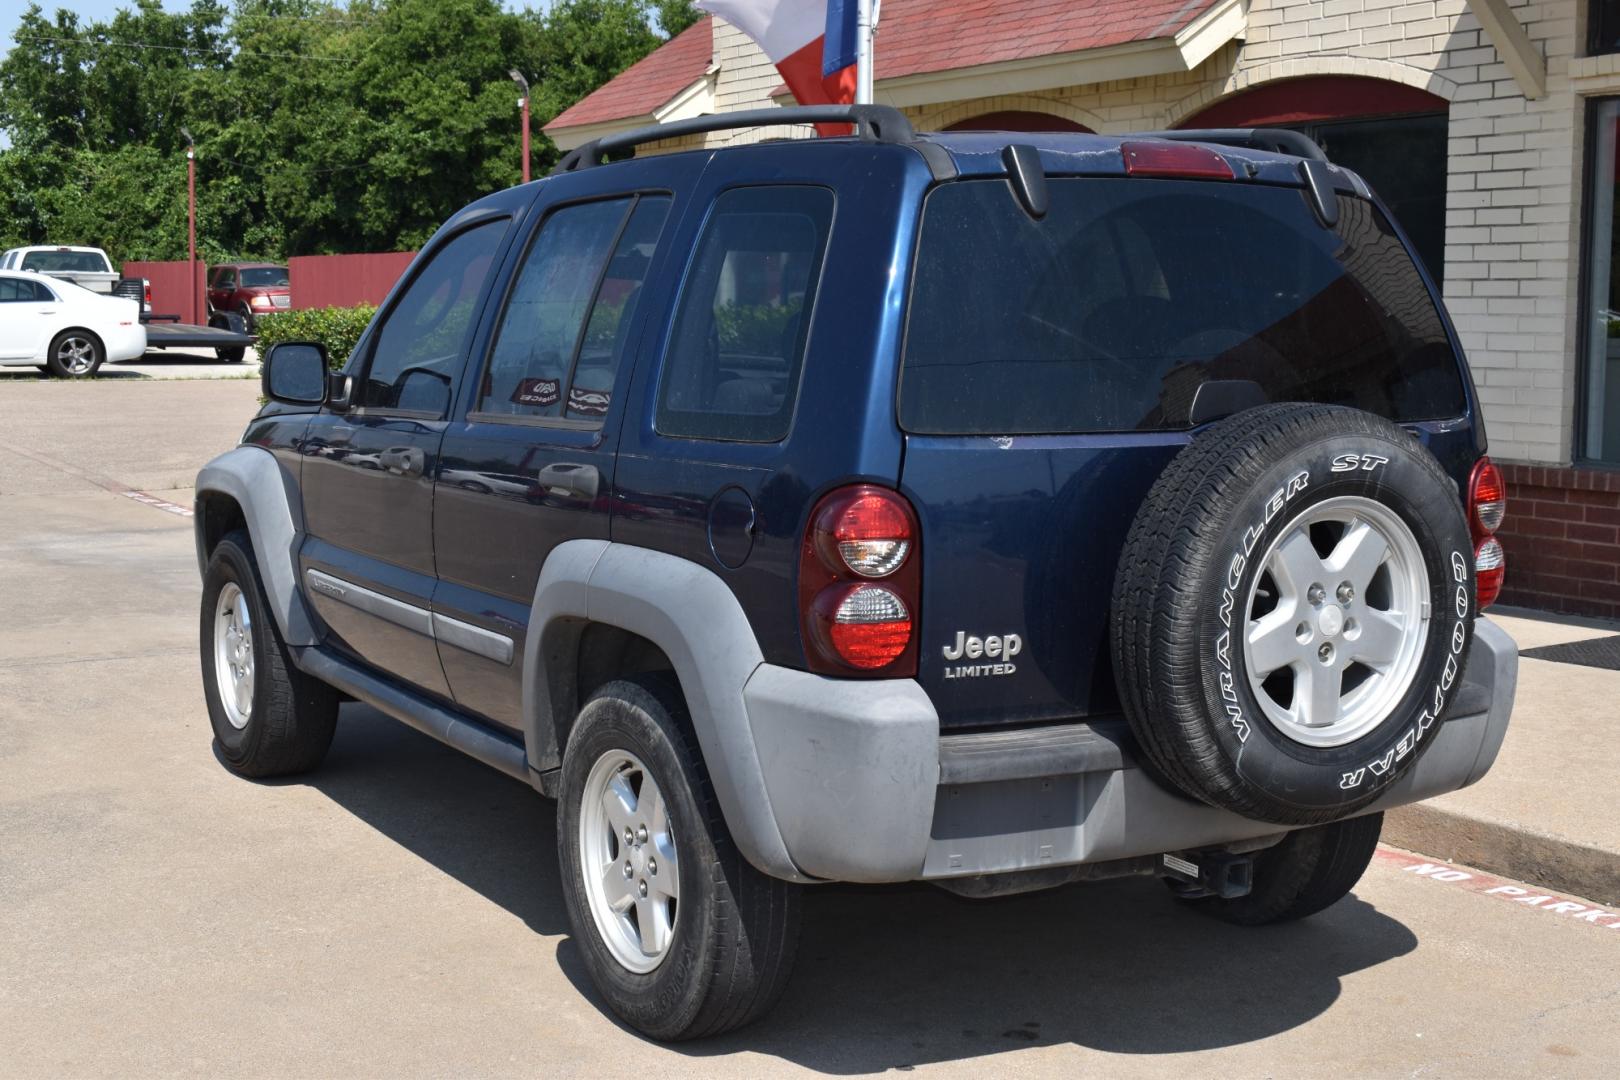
[349,213,512,421]
[466,191,669,431]
[652,183,837,445]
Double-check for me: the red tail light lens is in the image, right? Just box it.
[1469,457,1506,535]
[800,485,920,676]
[1121,141,1235,180]
[1474,536,1505,609]
[1467,457,1506,609]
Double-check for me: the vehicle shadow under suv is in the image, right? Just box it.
[299,702,1418,1069]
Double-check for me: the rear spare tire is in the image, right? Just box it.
[1111,403,1475,825]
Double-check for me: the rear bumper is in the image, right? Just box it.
[741,618,1517,884]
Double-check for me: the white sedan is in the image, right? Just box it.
[0,269,146,378]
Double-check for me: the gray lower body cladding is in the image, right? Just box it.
[744,618,1516,883]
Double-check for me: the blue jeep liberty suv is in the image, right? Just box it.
[194,106,1518,1040]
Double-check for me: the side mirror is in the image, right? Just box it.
[262,341,330,406]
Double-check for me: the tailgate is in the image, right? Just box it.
[902,433,1181,729]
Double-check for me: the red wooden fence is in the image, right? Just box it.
[125,260,205,324]
[121,251,416,322]
[289,251,416,310]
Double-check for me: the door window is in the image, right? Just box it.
[361,218,507,415]
[476,196,669,422]
[656,186,834,442]
[0,278,51,302]
[216,268,236,289]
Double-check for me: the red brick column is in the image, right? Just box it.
[1495,463,1620,619]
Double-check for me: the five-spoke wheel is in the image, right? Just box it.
[1243,495,1430,748]
[578,749,680,973]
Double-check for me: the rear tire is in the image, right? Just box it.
[1182,813,1384,925]
[200,529,338,777]
[558,677,800,1040]
[45,330,103,378]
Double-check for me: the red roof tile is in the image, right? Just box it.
[549,2,1222,131]
[547,16,714,132]
[872,0,1223,81]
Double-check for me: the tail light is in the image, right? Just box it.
[142,279,152,306]
[1468,457,1507,609]
[800,484,920,676]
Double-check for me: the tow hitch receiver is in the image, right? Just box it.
[1161,851,1254,900]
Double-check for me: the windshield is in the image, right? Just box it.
[899,178,1467,435]
[239,267,289,288]
[21,250,111,274]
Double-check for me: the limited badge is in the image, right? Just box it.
[512,377,560,407]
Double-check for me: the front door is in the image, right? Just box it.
[432,189,678,731]
[299,215,512,697]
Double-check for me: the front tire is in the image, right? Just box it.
[1180,813,1384,925]
[558,678,800,1040]
[45,330,103,378]
[200,530,338,777]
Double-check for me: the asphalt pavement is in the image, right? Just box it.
[2,379,1617,1077]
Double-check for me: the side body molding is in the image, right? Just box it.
[194,446,319,646]
[522,540,804,882]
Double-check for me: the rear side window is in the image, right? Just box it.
[362,219,506,414]
[477,195,669,422]
[900,179,1467,435]
[656,186,834,442]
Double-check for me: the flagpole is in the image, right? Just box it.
[855,0,874,105]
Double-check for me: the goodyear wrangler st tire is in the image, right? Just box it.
[1111,404,1475,825]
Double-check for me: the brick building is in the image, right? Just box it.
[547,1,1620,619]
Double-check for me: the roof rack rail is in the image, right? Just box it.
[1120,127,1328,162]
[551,105,917,174]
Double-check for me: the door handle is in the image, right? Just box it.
[378,446,426,477]
[537,462,600,499]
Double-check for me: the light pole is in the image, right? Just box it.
[509,70,531,183]
[181,126,198,325]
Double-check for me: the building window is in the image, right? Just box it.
[1593,1,1620,55]
[1584,101,1620,463]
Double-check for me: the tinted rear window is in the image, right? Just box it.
[21,250,110,273]
[899,178,1466,435]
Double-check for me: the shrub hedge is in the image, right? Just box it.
[255,304,376,368]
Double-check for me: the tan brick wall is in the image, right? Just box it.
[695,2,1587,464]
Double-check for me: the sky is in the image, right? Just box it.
[2,1,185,55]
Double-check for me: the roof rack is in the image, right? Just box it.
[1121,127,1328,162]
[551,105,917,174]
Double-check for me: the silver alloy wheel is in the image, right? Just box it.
[56,335,96,375]
[1242,495,1430,748]
[578,748,680,974]
[213,582,255,730]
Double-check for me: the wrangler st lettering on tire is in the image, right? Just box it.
[1111,404,1476,825]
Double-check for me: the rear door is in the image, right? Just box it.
[898,175,1475,729]
[209,267,236,312]
[298,211,516,696]
[432,183,682,731]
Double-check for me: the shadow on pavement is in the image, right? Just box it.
[306,703,1419,1071]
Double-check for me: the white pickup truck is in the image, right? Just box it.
[0,246,122,296]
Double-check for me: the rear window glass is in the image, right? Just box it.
[899,178,1466,435]
[22,250,110,273]
[239,267,289,287]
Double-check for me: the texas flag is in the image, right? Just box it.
[696,0,859,120]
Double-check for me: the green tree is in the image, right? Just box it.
[0,0,683,261]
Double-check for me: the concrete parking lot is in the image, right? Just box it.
[0,346,259,383]
[2,379,1618,1077]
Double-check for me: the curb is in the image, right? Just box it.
[1384,803,1620,909]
